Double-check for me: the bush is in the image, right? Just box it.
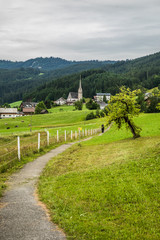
[35,101,47,114]
[86,99,100,110]
[86,112,95,120]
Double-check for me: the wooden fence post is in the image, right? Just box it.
[65,130,67,142]
[17,136,20,160]
[71,130,73,140]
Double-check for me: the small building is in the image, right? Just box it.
[20,102,38,115]
[20,102,38,108]
[97,101,108,110]
[54,97,67,106]
[0,108,20,119]
[67,92,78,105]
[94,93,111,102]
[22,108,35,115]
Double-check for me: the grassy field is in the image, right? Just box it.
[38,113,160,240]
[0,105,102,136]
[9,100,22,107]
[0,106,102,197]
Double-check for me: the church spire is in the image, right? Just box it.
[78,75,83,100]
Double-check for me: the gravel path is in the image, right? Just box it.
[0,127,110,240]
[0,143,75,240]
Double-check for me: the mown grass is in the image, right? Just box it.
[38,113,160,240]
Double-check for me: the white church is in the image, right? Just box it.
[66,77,83,105]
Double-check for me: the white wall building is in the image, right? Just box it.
[0,108,21,119]
[94,93,111,102]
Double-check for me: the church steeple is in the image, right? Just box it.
[78,75,83,100]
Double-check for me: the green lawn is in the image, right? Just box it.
[38,113,160,240]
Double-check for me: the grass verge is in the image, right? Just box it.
[38,114,160,240]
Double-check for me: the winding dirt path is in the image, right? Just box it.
[0,143,75,240]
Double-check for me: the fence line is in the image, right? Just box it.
[0,127,103,173]
[0,148,17,159]
[0,139,17,148]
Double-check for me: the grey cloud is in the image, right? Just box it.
[0,0,160,61]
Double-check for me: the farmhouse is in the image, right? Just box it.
[20,102,38,115]
[67,77,83,105]
[94,93,111,102]
[0,108,21,119]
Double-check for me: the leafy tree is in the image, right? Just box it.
[103,95,108,103]
[74,100,83,110]
[86,99,100,110]
[44,100,52,109]
[35,101,47,114]
[106,87,142,138]
[2,103,11,108]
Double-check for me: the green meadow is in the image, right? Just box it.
[0,105,102,136]
[0,105,103,196]
[38,113,160,240]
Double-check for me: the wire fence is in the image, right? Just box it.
[0,127,101,173]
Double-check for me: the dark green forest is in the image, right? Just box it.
[1,52,160,104]
[0,58,114,104]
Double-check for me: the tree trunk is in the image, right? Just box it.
[124,117,140,138]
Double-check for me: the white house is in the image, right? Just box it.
[94,93,111,102]
[0,108,21,119]
[54,97,67,105]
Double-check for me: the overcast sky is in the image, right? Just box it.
[0,0,160,61]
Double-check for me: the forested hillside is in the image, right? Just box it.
[0,58,115,104]
[23,65,160,102]
[1,52,160,104]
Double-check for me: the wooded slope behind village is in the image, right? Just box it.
[0,52,160,104]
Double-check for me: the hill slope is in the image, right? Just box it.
[1,52,160,104]
[0,57,115,71]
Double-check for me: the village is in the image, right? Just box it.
[0,77,111,119]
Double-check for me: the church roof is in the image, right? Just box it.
[96,93,111,96]
[68,92,78,99]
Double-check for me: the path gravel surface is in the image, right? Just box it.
[0,143,75,240]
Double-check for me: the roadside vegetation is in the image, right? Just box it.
[38,113,160,240]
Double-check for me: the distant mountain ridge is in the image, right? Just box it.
[0,57,116,70]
